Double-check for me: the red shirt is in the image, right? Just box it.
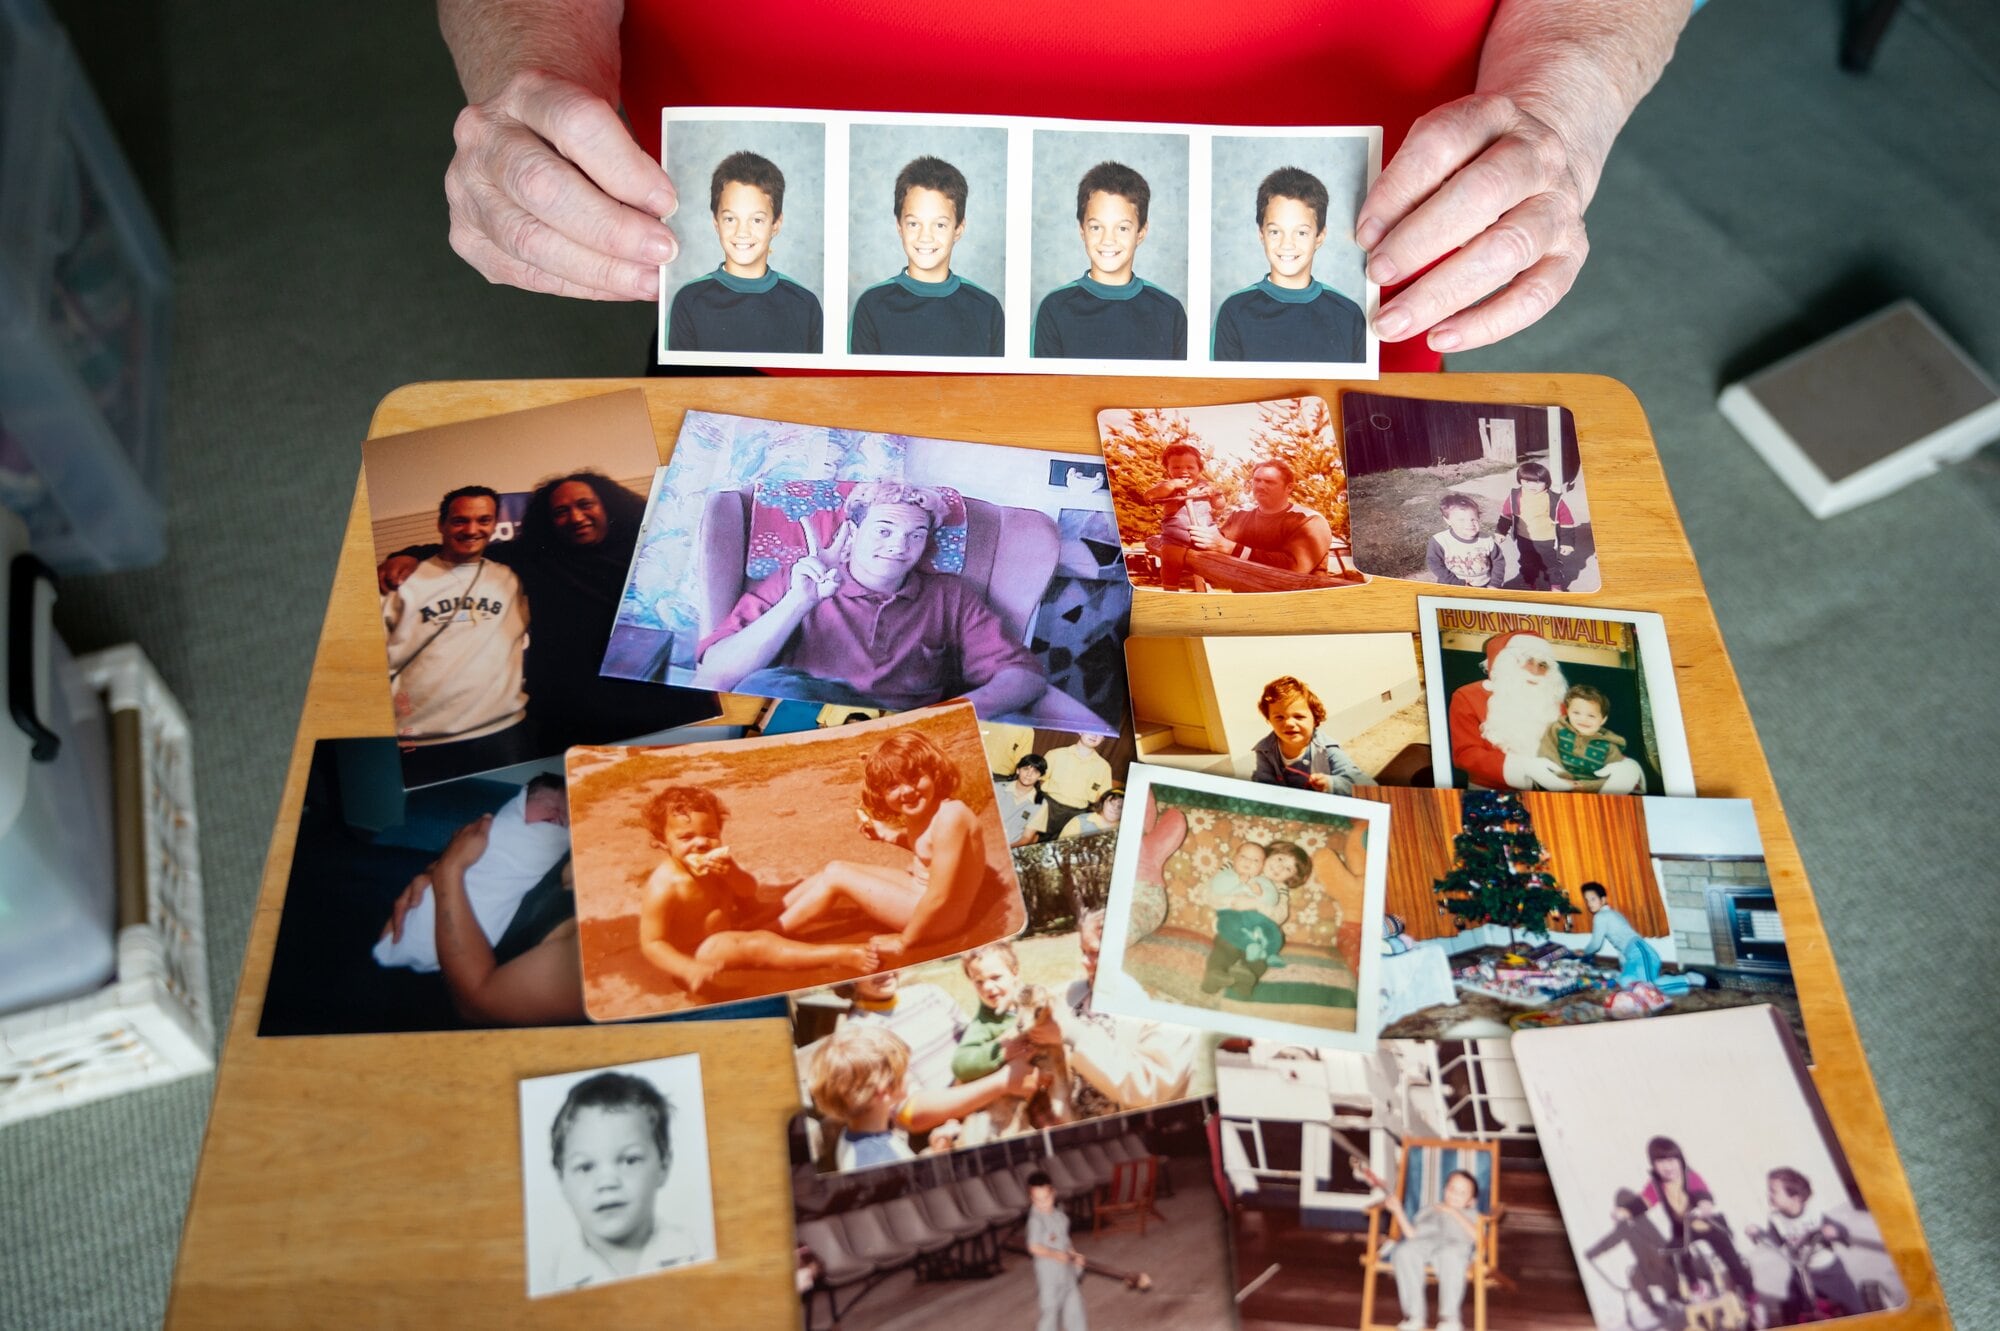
[619,0,1499,372]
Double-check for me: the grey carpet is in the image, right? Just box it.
[1,0,1993,1327]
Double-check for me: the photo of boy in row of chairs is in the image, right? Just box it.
[669,141,1361,363]
[790,1099,1228,1331]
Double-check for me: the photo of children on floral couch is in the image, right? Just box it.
[1093,766,1387,1051]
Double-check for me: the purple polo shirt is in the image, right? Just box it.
[698,569,1043,709]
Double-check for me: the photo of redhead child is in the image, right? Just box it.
[1425,493,1505,589]
[566,702,1024,1020]
[518,1055,716,1298]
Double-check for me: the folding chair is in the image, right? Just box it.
[1093,1155,1162,1236]
[879,1196,958,1280]
[796,1216,879,1331]
[1357,1138,1508,1331]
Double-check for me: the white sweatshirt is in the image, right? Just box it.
[383,555,528,745]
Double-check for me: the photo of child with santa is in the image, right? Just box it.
[1420,599,1694,798]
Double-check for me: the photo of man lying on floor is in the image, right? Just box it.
[258,734,778,1036]
[790,1097,1229,1331]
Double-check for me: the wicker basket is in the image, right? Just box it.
[0,645,211,1125]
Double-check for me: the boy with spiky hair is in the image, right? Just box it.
[1033,160,1187,361]
[667,150,823,353]
[1213,165,1365,363]
[851,155,1004,357]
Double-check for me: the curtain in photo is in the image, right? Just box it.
[1382,787,1461,940]
[1519,792,1667,936]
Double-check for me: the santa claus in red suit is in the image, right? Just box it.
[1447,631,1646,793]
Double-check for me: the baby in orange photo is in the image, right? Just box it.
[779,731,991,967]
[636,786,878,998]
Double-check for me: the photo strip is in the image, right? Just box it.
[564,703,1027,1022]
[1098,397,1364,594]
[518,1053,717,1297]
[787,830,1209,1174]
[1419,597,1693,796]
[1513,1006,1908,1328]
[1344,391,1601,593]
[790,1097,1231,1330]
[1358,787,1806,1050]
[1218,1038,1594,1331]
[655,108,1380,378]
[601,411,1131,734]
[1125,631,1425,789]
[359,389,718,789]
[1093,765,1388,1053]
[257,732,787,1038]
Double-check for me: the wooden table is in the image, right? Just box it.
[166,375,1952,1328]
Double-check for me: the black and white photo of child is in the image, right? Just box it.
[518,1053,717,1297]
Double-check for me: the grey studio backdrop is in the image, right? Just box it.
[1030,129,1190,330]
[661,118,827,319]
[846,123,1009,337]
[1207,134,1370,339]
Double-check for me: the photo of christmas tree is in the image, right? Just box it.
[1091,765,1389,1053]
[1095,397,1364,594]
[1360,786,1806,1052]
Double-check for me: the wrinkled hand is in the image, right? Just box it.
[1358,93,1595,352]
[790,520,852,602]
[380,871,433,942]
[435,814,493,873]
[445,69,680,300]
[377,554,421,595]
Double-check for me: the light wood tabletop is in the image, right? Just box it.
[166,375,1950,1329]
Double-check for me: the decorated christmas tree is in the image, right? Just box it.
[1433,791,1575,943]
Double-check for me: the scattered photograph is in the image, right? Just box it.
[1218,1037,1594,1330]
[788,830,1208,1173]
[1125,632,1426,790]
[359,389,719,789]
[1093,765,1388,1052]
[790,1096,1231,1330]
[660,114,827,358]
[519,1053,717,1297]
[1030,127,1192,362]
[1208,132,1375,370]
[847,123,1008,358]
[1357,786,1806,1049]
[257,733,788,1037]
[1419,597,1692,796]
[564,703,1027,1022]
[1098,397,1364,594]
[1344,392,1601,593]
[979,719,1136,846]
[601,410,1131,733]
[1513,1006,1908,1328]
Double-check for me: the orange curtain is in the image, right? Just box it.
[1382,788,1461,941]
[1518,793,1666,936]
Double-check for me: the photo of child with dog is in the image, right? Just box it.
[566,702,1025,1021]
[788,833,1210,1173]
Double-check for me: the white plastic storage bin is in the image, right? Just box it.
[0,0,171,574]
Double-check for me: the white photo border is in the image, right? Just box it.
[656,107,1381,379]
[1092,763,1389,1054]
[1417,594,1695,796]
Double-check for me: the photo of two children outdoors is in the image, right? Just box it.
[564,704,1026,1021]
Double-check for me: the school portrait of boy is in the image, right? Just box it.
[847,123,1007,358]
[1208,132,1374,368]
[661,118,827,356]
[1029,129,1190,362]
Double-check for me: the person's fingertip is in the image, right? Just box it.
[1367,254,1400,285]
[1375,308,1412,340]
[648,188,677,219]
[1429,328,1462,351]
[1355,217,1385,249]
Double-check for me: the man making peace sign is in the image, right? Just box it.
[694,482,1048,716]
